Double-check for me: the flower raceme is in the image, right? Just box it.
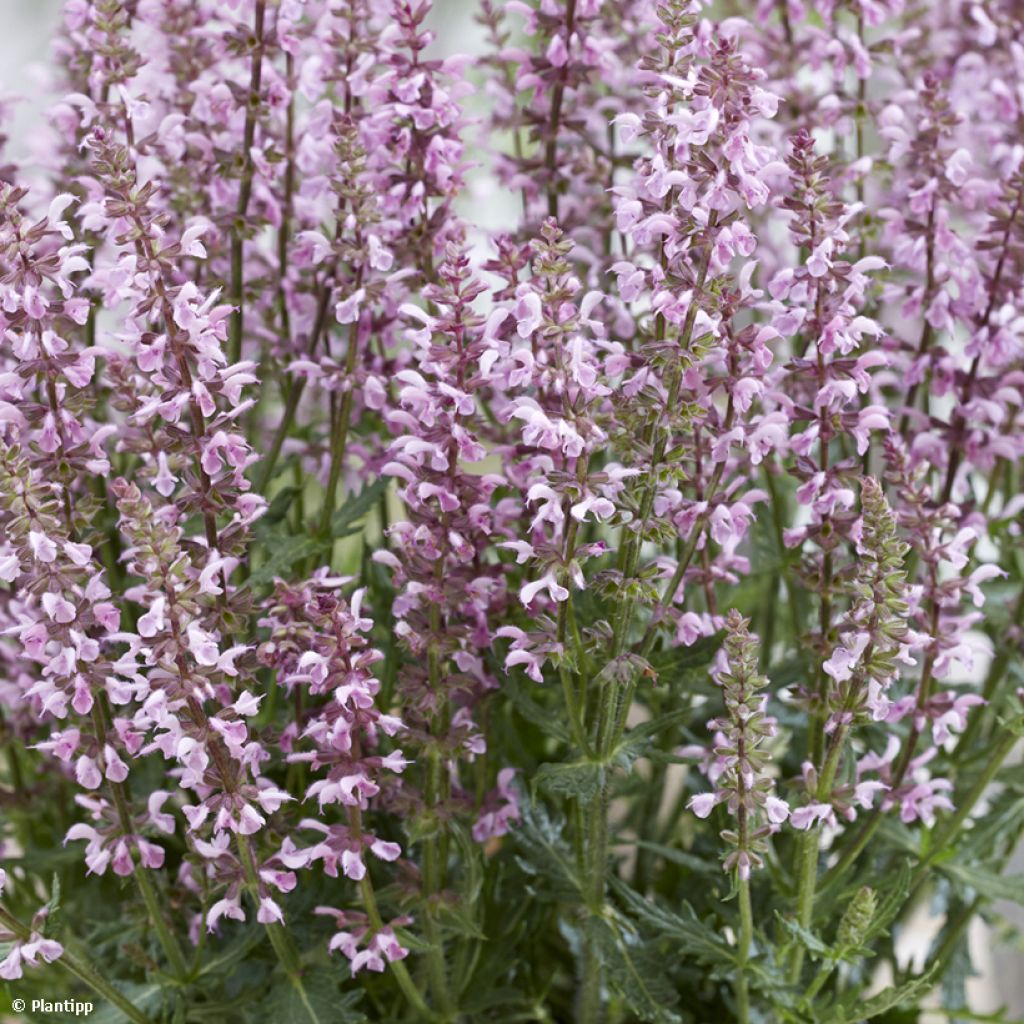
[687,610,789,881]
[0,1,1021,1023]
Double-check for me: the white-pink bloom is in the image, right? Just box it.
[688,792,718,819]
[519,572,570,606]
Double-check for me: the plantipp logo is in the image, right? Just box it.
[11,998,94,1016]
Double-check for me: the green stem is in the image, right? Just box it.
[132,860,188,980]
[822,589,1014,893]
[90,706,187,979]
[736,875,753,1024]
[557,459,591,754]
[347,807,437,1020]
[237,835,303,977]
[802,961,834,1005]
[361,873,437,1021]
[789,724,848,983]
[421,609,456,1018]
[254,268,337,495]
[762,462,804,640]
[318,313,362,537]
[735,726,754,1023]
[227,0,267,364]
[577,215,720,1024]
[543,0,577,218]
[910,725,1019,895]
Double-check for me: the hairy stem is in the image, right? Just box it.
[318,310,362,537]
[789,723,849,982]
[228,0,267,364]
[544,0,577,219]
[421,603,456,1018]
[90,704,188,979]
[255,276,337,494]
[736,875,753,1024]
[577,215,719,1023]
[347,807,437,1020]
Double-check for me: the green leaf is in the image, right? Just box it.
[647,631,724,680]
[940,863,1024,904]
[876,817,919,855]
[451,822,484,907]
[43,874,63,936]
[264,971,365,1024]
[261,485,301,527]
[631,840,719,876]
[995,711,1024,738]
[89,982,165,1024]
[615,707,699,767]
[245,479,388,589]
[195,926,265,980]
[621,707,694,744]
[956,793,1024,861]
[457,987,538,1019]
[512,801,582,901]
[329,478,389,538]
[504,675,570,743]
[611,878,735,966]
[824,965,938,1023]
[776,915,830,961]
[584,917,681,1023]
[245,532,320,589]
[534,760,604,802]
[861,861,911,946]
[438,899,488,941]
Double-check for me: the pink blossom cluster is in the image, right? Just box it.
[0,0,1022,1020]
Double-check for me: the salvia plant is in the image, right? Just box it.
[1,0,1023,1022]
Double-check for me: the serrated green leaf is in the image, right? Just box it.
[534,760,604,802]
[776,915,830,961]
[611,878,735,966]
[631,840,718,876]
[245,532,320,589]
[824,965,938,1022]
[647,632,724,681]
[438,899,488,941]
[264,971,365,1024]
[457,987,537,1018]
[876,817,919,855]
[956,793,1024,863]
[329,478,389,538]
[451,822,484,907]
[940,863,1024,904]
[585,917,681,1023]
[512,801,582,901]
[504,676,570,742]
[43,874,63,936]
[195,926,265,979]
[89,982,165,1024]
[861,861,911,946]
[261,485,301,527]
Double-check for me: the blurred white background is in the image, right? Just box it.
[1,0,61,162]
